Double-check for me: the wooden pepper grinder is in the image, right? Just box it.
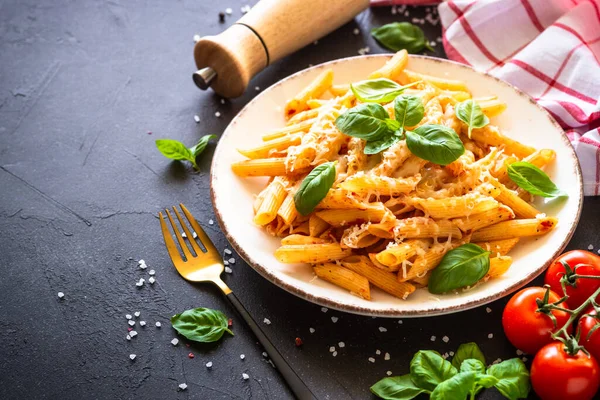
[193,0,370,98]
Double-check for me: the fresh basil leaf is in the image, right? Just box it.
[460,359,486,374]
[370,375,428,400]
[190,134,217,160]
[410,350,458,392]
[487,359,530,400]
[452,343,486,369]
[335,103,390,141]
[475,374,499,389]
[350,79,419,103]
[394,94,424,128]
[430,371,476,400]
[406,124,465,165]
[507,161,566,198]
[156,139,194,162]
[428,244,491,294]
[171,307,233,343]
[371,22,434,53]
[385,118,401,131]
[455,100,489,138]
[364,134,401,155]
[294,162,336,215]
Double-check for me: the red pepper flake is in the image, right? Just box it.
[128,327,133,332]
[228,318,233,328]
[186,343,190,348]
[541,220,553,228]
[146,131,152,135]
[295,337,303,347]
[188,352,195,359]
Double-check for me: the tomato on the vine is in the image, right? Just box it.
[579,308,600,362]
[502,287,572,354]
[545,250,600,308]
[531,342,600,400]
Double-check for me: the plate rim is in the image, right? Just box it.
[210,54,584,318]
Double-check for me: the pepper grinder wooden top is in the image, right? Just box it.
[193,0,370,98]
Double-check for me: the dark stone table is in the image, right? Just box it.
[1,1,598,399]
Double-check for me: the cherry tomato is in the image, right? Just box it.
[502,287,572,354]
[579,308,600,362]
[545,250,600,308]
[531,342,600,400]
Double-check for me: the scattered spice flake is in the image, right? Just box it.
[147,131,152,135]
[149,270,155,276]
[242,373,250,380]
[57,292,65,299]
[155,321,162,328]
[224,266,233,274]
[329,346,335,353]
[486,307,492,313]
[430,336,436,341]
[171,338,179,346]
[149,277,156,284]
[368,357,375,363]
[218,12,225,22]
[442,336,450,343]
[376,350,381,355]
[309,327,315,334]
[378,327,387,332]
[193,34,200,43]
[215,111,221,118]
[240,354,245,360]
[194,115,200,123]
[178,383,187,391]
[295,337,303,347]
[488,333,494,339]
[338,341,345,348]
[130,330,138,338]
[321,307,328,313]
[331,316,338,323]
[263,318,271,325]
[332,351,337,357]
[128,327,133,332]
[126,314,133,320]
[206,361,213,368]
[139,321,146,327]
[353,28,360,35]
[386,371,392,376]
[208,219,214,225]
[228,318,233,327]
[188,352,195,359]
[129,354,136,360]
[224,249,232,255]
[128,320,135,326]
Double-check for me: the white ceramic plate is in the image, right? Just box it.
[211,55,583,317]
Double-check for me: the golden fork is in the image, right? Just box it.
[159,204,317,400]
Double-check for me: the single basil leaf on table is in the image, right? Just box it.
[430,371,476,400]
[405,124,465,165]
[350,78,420,104]
[394,94,425,128]
[335,103,390,141]
[156,139,194,162]
[428,244,491,294]
[507,161,567,198]
[190,134,217,160]
[364,134,402,155]
[294,162,337,215]
[452,342,487,369]
[487,358,530,400]
[370,375,428,400]
[455,99,489,138]
[171,307,233,343]
[410,350,458,392]
[371,22,434,53]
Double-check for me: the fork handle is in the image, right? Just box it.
[226,292,317,400]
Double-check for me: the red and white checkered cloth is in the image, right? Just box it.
[371,0,600,195]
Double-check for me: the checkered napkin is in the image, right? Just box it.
[372,0,600,195]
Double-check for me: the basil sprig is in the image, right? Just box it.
[171,307,233,343]
[371,343,530,400]
[371,22,434,53]
[351,79,421,103]
[507,161,566,198]
[294,162,336,215]
[156,134,216,169]
[455,100,489,138]
[428,244,491,294]
[406,124,465,165]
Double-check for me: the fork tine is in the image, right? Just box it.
[172,206,204,255]
[159,211,185,263]
[180,203,219,255]
[165,209,194,259]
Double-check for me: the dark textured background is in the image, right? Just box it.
[1,1,598,399]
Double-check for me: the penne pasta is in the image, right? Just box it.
[339,173,421,196]
[316,203,394,227]
[452,205,515,233]
[486,256,513,278]
[488,177,541,219]
[330,83,350,96]
[317,189,366,210]
[275,243,352,263]
[375,239,428,270]
[281,234,330,245]
[314,263,371,300]
[262,119,316,141]
[285,69,334,119]
[231,158,288,177]
[471,217,557,242]
[412,194,499,219]
[238,133,302,159]
[474,238,520,257]
[469,125,535,159]
[309,214,330,237]
[287,108,319,125]
[369,49,409,80]
[369,217,462,240]
[399,69,469,92]
[341,255,416,299]
[277,191,299,225]
[254,177,288,225]
[341,224,380,249]
[478,99,507,118]
[399,242,456,282]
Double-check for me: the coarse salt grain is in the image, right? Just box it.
[353,28,360,35]
[431,336,436,341]
[242,373,249,380]
[223,260,229,266]
[386,371,392,376]
[522,357,528,362]
[516,349,524,355]
[263,318,271,325]
[241,5,251,14]
[376,349,381,355]
[262,352,268,357]
[138,260,147,269]
[240,354,245,360]
[126,314,132,320]
[332,351,337,357]
[255,86,260,91]
[329,346,335,352]
[442,336,450,343]
[130,330,137,338]
[134,311,140,317]
[449,351,454,356]
[149,270,155,276]
[378,327,387,332]
[181,232,187,238]
[331,316,338,323]
[140,321,146,327]
[193,34,200,42]
[206,361,213,368]
[368,357,375,363]
[178,383,187,391]
[488,333,494,339]
[220,99,225,104]
[228,258,235,264]
[155,321,161,328]
[224,266,232,274]
[224,249,232,256]
[57,292,65,299]
[149,277,156,284]
[589,244,594,250]
[128,320,135,326]
[309,328,315,333]
[384,352,390,360]
[338,341,345,348]
[321,307,328,313]
[192,232,197,239]
[225,7,232,14]
[208,219,214,225]
[136,278,145,287]
[215,111,221,117]
[129,354,136,360]
[171,338,179,346]
[486,307,492,313]
[398,320,403,324]
[194,115,200,123]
